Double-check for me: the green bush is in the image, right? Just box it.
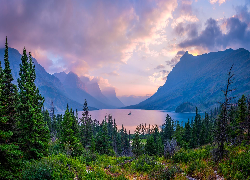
[149,165,182,180]
[173,145,212,163]
[22,154,86,179]
[219,145,250,179]
[131,154,161,172]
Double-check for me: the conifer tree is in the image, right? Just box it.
[236,95,247,141]
[79,100,93,147]
[162,114,174,141]
[132,126,143,156]
[0,37,22,179]
[183,119,192,148]
[17,50,50,159]
[95,120,111,154]
[60,104,82,156]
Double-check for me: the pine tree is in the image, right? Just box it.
[236,95,247,141]
[0,37,22,179]
[162,114,174,141]
[183,119,192,148]
[17,50,50,159]
[95,120,111,154]
[60,104,82,156]
[132,126,143,156]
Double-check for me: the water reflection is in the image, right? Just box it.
[78,109,202,132]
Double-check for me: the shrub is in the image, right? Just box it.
[131,154,161,172]
[149,165,182,180]
[219,145,250,179]
[22,154,86,179]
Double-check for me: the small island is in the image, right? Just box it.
[175,102,196,113]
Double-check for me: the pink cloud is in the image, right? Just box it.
[0,0,178,76]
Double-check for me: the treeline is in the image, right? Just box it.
[0,37,50,179]
[42,100,131,157]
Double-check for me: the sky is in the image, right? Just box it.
[0,0,249,96]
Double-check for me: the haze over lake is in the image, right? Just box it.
[78,109,202,132]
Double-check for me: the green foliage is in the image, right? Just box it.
[145,126,164,156]
[95,120,112,155]
[175,102,195,113]
[218,145,250,180]
[162,114,174,141]
[60,105,83,157]
[172,145,212,163]
[18,50,50,160]
[132,127,143,156]
[149,165,182,180]
[131,154,160,172]
[0,37,22,179]
[22,154,87,179]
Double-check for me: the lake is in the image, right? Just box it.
[78,109,203,132]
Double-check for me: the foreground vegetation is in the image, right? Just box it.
[1,37,250,179]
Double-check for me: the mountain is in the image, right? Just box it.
[55,72,124,108]
[127,48,250,111]
[102,87,125,108]
[85,82,114,106]
[118,95,150,106]
[55,71,114,109]
[0,48,96,111]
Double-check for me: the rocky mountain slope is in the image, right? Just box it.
[127,48,250,111]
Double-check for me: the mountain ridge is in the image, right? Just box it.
[126,48,250,111]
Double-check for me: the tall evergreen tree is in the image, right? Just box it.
[132,126,143,156]
[162,114,174,141]
[60,104,82,156]
[79,100,93,147]
[95,120,111,154]
[214,65,234,161]
[183,119,192,148]
[17,50,50,159]
[0,37,22,179]
[236,95,247,141]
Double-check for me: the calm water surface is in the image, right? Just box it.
[78,109,202,132]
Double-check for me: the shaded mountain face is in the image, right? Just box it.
[0,48,93,111]
[128,48,250,111]
[102,87,125,108]
[58,71,113,109]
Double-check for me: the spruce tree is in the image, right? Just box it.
[17,50,50,159]
[236,95,247,141]
[132,126,143,156]
[162,114,174,141]
[0,37,22,179]
[60,104,82,156]
[95,120,111,154]
[183,119,192,148]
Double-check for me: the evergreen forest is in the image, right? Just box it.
[1,37,250,179]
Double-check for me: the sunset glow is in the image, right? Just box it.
[0,0,248,96]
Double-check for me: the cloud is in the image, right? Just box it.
[174,22,198,37]
[179,18,222,50]
[155,64,165,69]
[0,0,178,76]
[102,71,119,76]
[90,76,112,90]
[177,3,250,52]
[149,69,170,84]
[166,50,185,67]
[209,0,226,5]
